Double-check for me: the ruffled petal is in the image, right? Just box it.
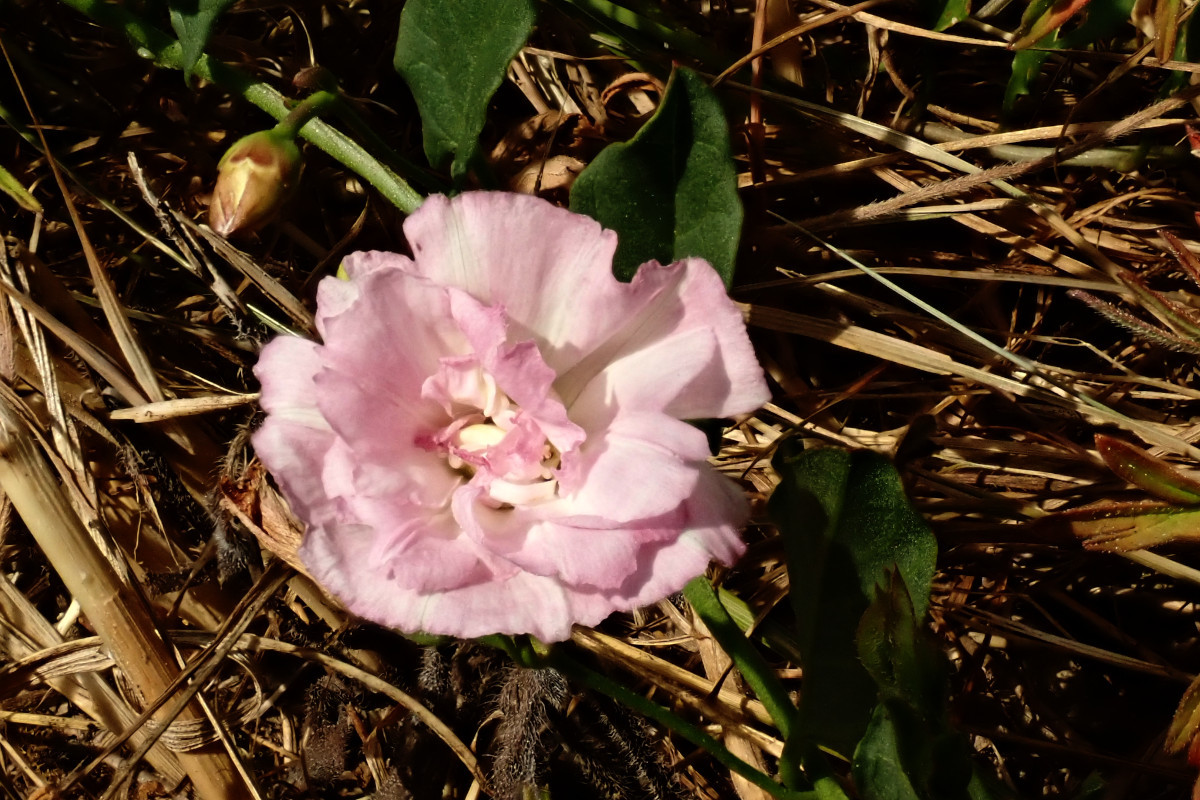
[253,336,338,524]
[597,468,749,608]
[557,412,710,516]
[560,259,769,420]
[316,268,464,399]
[313,367,457,509]
[257,192,768,643]
[403,193,656,371]
[301,506,496,598]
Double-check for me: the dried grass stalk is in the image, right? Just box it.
[0,394,247,798]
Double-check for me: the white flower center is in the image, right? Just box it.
[422,363,562,508]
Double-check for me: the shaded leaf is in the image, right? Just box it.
[931,0,971,31]
[0,162,41,213]
[394,0,535,180]
[1166,673,1200,754]
[968,768,1020,800]
[768,444,938,756]
[718,586,805,665]
[570,67,742,285]
[168,0,237,84]
[857,573,945,716]
[1003,0,1134,113]
[852,702,923,800]
[1095,434,1200,504]
[855,575,974,800]
[1011,0,1095,49]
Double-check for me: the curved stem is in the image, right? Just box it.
[275,90,340,140]
[685,576,807,788]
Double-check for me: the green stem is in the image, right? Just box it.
[55,0,424,214]
[275,90,339,140]
[685,576,806,788]
[686,577,800,740]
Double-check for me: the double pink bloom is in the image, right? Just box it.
[254,192,769,641]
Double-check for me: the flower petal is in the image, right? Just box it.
[316,268,464,399]
[301,506,497,597]
[403,193,648,370]
[557,412,710,517]
[253,336,338,524]
[257,192,768,643]
[599,468,749,608]
[313,367,457,509]
[446,288,584,454]
[561,258,769,420]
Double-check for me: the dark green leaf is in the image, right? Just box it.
[685,577,805,789]
[852,703,923,800]
[167,0,236,84]
[393,0,535,180]
[853,700,974,800]
[1067,772,1107,800]
[685,578,800,741]
[570,67,742,285]
[768,444,938,756]
[856,573,946,715]
[967,768,1019,800]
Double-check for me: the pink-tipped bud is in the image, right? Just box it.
[208,130,302,237]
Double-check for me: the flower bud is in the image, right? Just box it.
[208,130,302,237]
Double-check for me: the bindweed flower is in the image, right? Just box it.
[253,192,769,641]
[209,129,302,236]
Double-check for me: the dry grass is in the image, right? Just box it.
[0,0,1199,798]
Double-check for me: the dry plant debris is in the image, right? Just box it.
[1,0,1200,798]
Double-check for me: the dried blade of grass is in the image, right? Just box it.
[58,567,293,800]
[752,266,1116,293]
[172,656,266,800]
[0,101,194,273]
[184,218,315,333]
[1122,550,1200,588]
[0,711,101,735]
[747,304,1200,461]
[109,393,261,423]
[723,81,1119,278]
[954,607,1190,681]
[864,166,1113,278]
[0,576,186,784]
[925,118,1189,152]
[776,228,1200,456]
[49,564,289,799]
[127,153,247,322]
[691,612,774,800]
[0,394,247,799]
[0,240,90,502]
[713,0,888,86]
[0,381,135,590]
[0,43,165,404]
[571,629,774,726]
[0,262,141,407]
[737,80,1200,277]
[0,270,228,507]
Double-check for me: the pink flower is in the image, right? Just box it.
[253,192,769,641]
